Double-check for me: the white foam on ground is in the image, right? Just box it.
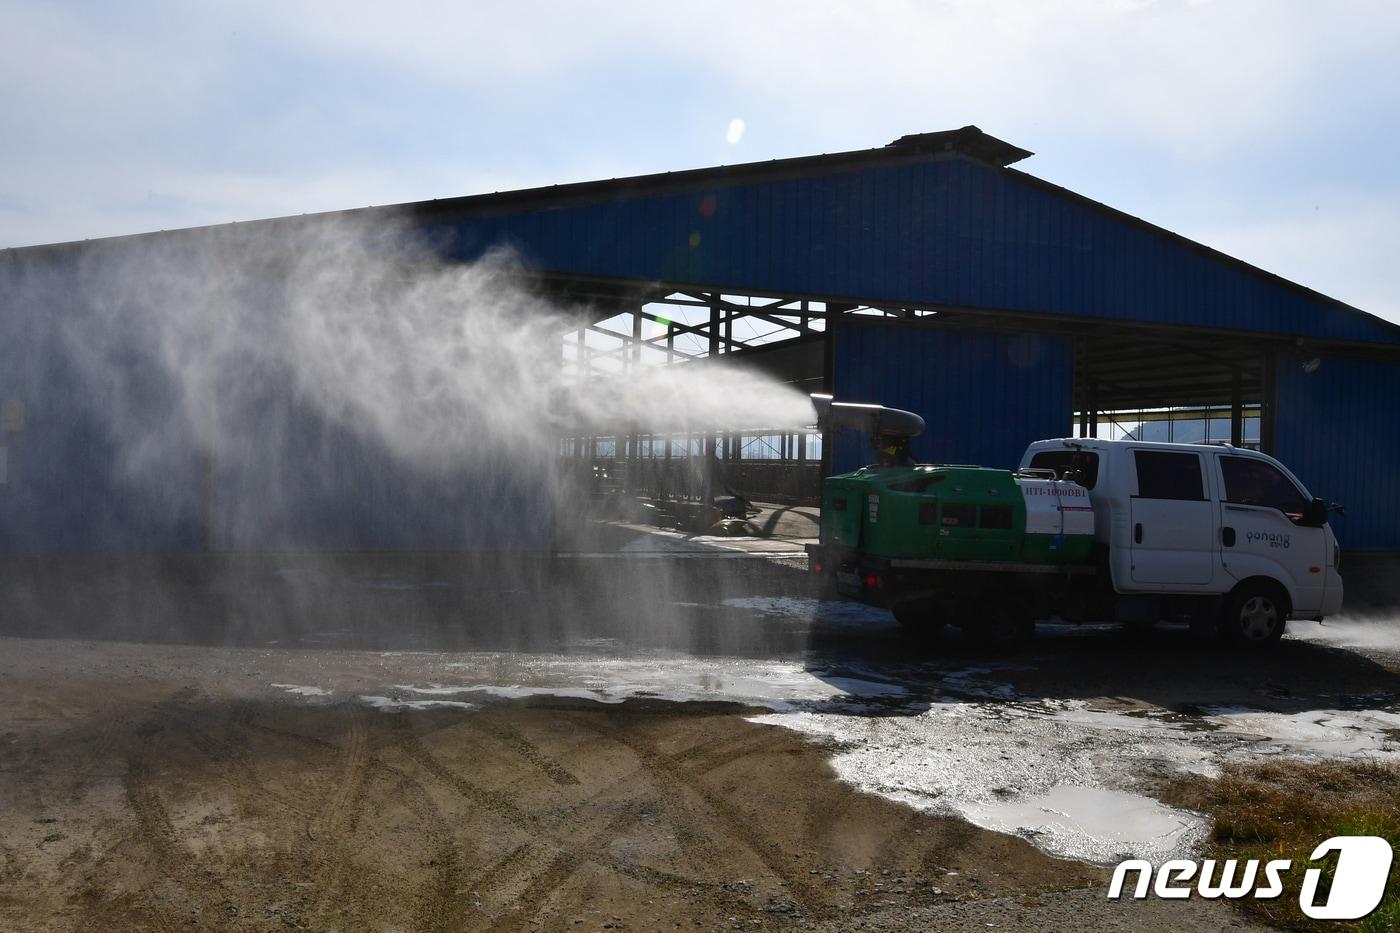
[749,685,1400,863]
[358,695,478,712]
[1203,706,1400,758]
[748,696,1217,864]
[270,683,332,697]
[428,655,906,708]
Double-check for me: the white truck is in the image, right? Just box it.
[1020,438,1343,642]
[807,398,1344,648]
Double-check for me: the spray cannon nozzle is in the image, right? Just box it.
[809,393,925,438]
[810,394,925,467]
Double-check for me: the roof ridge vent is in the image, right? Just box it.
[887,126,1033,167]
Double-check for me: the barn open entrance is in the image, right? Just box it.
[1072,331,1272,451]
[548,284,912,514]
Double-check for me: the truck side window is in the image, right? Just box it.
[1133,450,1204,501]
[1220,456,1308,521]
[1028,451,1099,489]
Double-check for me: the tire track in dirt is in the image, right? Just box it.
[269,704,811,928]
[574,710,821,912]
[303,703,373,925]
[392,717,596,931]
[393,718,534,830]
[467,717,580,786]
[122,722,233,933]
[180,702,317,826]
[308,702,370,841]
[670,730,780,773]
[488,807,642,933]
[247,714,476,932]
[443,711,803,927]
[397,716,703,927]
[383,767,468,933]
[0,841,20,883]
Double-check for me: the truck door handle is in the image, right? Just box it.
[1134,523,1143,544]
[1222,526,1235,547]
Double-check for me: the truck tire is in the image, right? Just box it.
[893,600,946,643]
[966,596,1034,652]
[1219,582,1288,647]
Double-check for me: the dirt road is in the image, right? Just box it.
[2,550,1393,930]
[0,640,1092,932]
[0,634,1299,932]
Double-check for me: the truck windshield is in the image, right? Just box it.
[1029,450,1099,489]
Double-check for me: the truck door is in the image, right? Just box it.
[1214,453,1327,612]
[1128,449,1216,585]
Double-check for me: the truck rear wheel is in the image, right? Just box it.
[1219,582,1288,647]
[966,596,1034,652]
[892,600,946,643]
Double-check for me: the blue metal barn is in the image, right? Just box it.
[2,126,1397,553]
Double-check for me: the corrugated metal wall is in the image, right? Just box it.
[1274,354,1400,550]
[428,157,1399,346]
[829,321,1074,474]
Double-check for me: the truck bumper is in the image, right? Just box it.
[806,544,891,607]
[1322,571,1344,617]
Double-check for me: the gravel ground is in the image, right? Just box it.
[1,551,1395,931]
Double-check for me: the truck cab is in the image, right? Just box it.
[1019,438,1343,641]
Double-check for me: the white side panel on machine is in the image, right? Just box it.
[1021,480,1064,535]
[1020,479,1095,536]
[1055,483,1095,536]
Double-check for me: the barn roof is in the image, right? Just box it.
[7,126,1398,349]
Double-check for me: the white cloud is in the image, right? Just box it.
[2,0,1399,325]
[212,1,1400,154]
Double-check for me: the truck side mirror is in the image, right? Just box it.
[1300,498,1328,527]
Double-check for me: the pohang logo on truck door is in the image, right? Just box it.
[1246,530,1291,549]
[1108,836,1393,920]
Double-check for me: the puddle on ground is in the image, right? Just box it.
[721,596,896,628]
[961,785,1203,864]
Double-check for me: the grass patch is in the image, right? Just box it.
[1159,759,1400,931]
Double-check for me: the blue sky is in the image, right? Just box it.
[4,0,1399,321]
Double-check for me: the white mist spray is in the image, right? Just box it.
[4,217,813,551]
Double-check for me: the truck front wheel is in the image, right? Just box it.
[1220,582,1288,647]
